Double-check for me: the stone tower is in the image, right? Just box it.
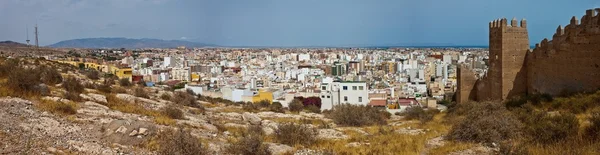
[488,18,530,100]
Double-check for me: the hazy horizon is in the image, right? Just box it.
[1,0,598,46]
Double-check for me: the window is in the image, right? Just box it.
[358,97,362,102]
[343,86,348,90]
[327,96,330,98]
[352,86,357,90]
[344,96,348,102]
[359,86,364,90]
[321,95,325,98]
[322,86,327,90]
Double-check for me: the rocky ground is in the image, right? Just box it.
[0,84,495,155]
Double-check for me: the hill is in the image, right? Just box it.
[49,38,217,49]
[0,41,30,47]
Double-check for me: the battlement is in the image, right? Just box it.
[531,8,600,59]
[489,17,527,28]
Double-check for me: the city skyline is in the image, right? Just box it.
[0,0,598,46]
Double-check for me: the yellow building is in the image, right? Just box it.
[252,89,274,103]
[114,67,133,81]
[57,60,133,81]
[191,73,201,82]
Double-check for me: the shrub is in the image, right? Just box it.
[269,102,284,113]
[226,125,271,155]
[160,93,172,100]
[172,91,201,108]
[134,87,149,98]
[403,106,438,124]
[6,67,41,95]
[119,78,132,87]
[305,105,321,113]
[156,128,209,155]
[526,113,579,144]
[64,91,82,101]
[328,104,389,126]
[62,77,84,94]
[83,69,100,80]
[289,99,304,113]
[498,141,527,155]
[243,102,259,112]
[112,87,127,94]
[0,58,19,78]
[257,100,271,108]
[97,83,112,93]
[275,123,317,146]
[186,89,196,96]
[584,110,600,140]
[447,101,523,143]
[38,66,63,85]
[162,106,184,119]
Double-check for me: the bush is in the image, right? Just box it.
[38,66,63,85]
[156,128,209,155]
[0,58,19,78]
[160,93,172,100]
[62,77,84,94]
[172,91,201,108]
[162,106,184,119]
[134,87,149,98]
[6,67,41,95]
[119,78,132,87]
[447,101,523,143]
[226,125,271,155]
[64,91,82,101]
[289,99,304,113]
[584,110,600,140]
[243,102,259,112]
[305,105,321,113]
[526,113,579,144]
[112,87,127,93]
[257,100,270,108]
[328,104,389,126]
[97,83,112,93]
[83,69,100,80]
[403,106,438,124]
[269,102,284,113]
[275,123,317,146]
[186,89,196,96]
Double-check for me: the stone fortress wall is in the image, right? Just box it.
[527,9,600,96]
[457,8,600,103]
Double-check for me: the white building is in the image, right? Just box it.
[171,67,191,82]
[163,57,173,68]
[320,81,369,110]
[297,54,310,61]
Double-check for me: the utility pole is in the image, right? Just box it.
[34,24,39,48]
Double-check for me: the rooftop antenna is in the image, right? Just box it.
[26,25,30,45]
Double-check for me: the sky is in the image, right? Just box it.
[0,0,599,47]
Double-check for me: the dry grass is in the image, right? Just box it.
[428,141,474,155]
[36,99,78,116]
[217,107,246,113]
[154,116,176,126]
[309,114,449,154]
[103,94,178,126]
[105,94,160,117]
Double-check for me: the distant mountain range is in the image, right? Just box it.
[0,41,31,47]
[49,38,218,49]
